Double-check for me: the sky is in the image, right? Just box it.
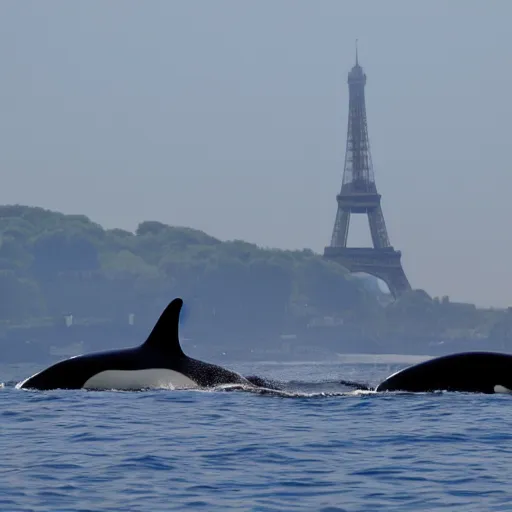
[0,1,511,308]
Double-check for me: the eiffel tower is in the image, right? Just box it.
[323,47,411,297]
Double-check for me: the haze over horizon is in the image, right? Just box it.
[1,1,511,308]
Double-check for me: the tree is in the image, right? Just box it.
[31,231,100,279]
[0,270,45,320]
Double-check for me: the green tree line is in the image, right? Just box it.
[0,205,376,335]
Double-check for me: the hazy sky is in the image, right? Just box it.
[1,1,511,307]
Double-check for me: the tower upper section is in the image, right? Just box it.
[340,48,376,194]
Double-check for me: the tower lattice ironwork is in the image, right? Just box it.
[323,47,411,297]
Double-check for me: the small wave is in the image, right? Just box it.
[284,378,372,390]
[245,375,373,393]
[212,382,375,399]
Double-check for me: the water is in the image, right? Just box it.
[2,356,512,511]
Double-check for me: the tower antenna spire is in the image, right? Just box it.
[355,39,358,65]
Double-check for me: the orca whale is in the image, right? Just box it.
[244,375,282,390]
[375,351,512,394]
[18,298,253,391]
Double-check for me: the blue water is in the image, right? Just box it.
[2,356,512,511]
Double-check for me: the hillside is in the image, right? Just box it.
[0,205,377,332]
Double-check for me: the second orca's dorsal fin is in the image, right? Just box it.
[143,298,185,357]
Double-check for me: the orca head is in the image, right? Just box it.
[142,297,186,358]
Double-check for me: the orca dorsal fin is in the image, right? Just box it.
[143,298,185,357]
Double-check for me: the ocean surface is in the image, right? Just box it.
[2,354,512,511]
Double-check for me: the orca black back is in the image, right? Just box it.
[375,351,512,393]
